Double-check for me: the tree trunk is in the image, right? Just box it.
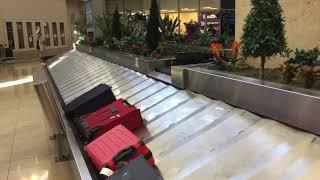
[260,56,266,80]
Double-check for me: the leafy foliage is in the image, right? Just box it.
[184,20,200,42]
[95,15,113,43]
[241,0,287,79]
[160,15,180,41]
[88,37,104,47]
[112,6,121,40]
[194,31,216,46]
[280,62,299,84]
[281,47,320,88]
[160,42,211,57]
[120,11,147,37]
[146,0,161,52]
[290,47,320,67]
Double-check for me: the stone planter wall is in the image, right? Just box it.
[76,44,173,75]
[172,64,320,136]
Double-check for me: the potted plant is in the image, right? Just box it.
[293,47,320,88]
[280,62,298,84]
[184,20,200,42]
[300,66,320,88]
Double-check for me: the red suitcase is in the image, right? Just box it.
[78,98,143,142]
[85,125,154,171]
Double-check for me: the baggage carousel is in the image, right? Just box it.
[36,50,320,180]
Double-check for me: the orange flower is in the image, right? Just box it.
[211,43,222,59]
[231,41,239,58]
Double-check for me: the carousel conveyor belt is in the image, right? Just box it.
[47,50,320,180]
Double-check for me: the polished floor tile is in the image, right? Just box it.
[0,132,15,163]
[0,62,74,180]
[0,163,9,180]
[51,161,76,180]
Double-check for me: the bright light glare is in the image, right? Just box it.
[0,75,33,89]
[48,56,68,69]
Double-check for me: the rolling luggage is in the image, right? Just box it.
[78,98,143,142]
[65,84,116,119]
[86,125,154,171]
[108,155,163,180]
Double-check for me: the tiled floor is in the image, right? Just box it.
[0,62,74,180]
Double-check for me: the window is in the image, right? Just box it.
[16,22,25,49]
[52,23,58,46]
[160,0,178,14]
[59,23,65,45]
[44,22,51,46]
[142,0,151,14]
[106,0,123,14]
[6,22,15,49]
[180,0,199,12]
[200,0,219,11]
[26,22,34,48]
[85,0,93,25]
[179,0,199,32]
[160,0,179,31]
[124,0,142,13]
[35,22,41,34]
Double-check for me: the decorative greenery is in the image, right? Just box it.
[120,11,147,37]
[146,0,161,52]
[194,31,215,46]
[120,34,146,55]
[95,15,113,43]
[290,47,320,67]
[184,20,200,42]
[160,15,180,41]
[241,0,287,80]
[160,42,211,57]
[112,6,121,40]
[280,62,299,84]
[287,47,320,88]
[300,66,320,88]
[88,37,104,47]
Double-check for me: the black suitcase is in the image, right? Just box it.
[108,156,163,180]
[65,84,116,119]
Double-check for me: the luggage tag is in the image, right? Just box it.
[100,167,114,176]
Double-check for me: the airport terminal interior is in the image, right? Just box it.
[1,0,320,180]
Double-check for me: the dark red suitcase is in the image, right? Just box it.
[78,98,143,142]
[85,125,154,171]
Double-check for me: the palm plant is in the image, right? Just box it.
[95,15,113,43]
[160,15,180,41]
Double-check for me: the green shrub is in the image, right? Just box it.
[194,31,215,46]
[112,6,121,40]
[160,15,180,41]
[160,42,211,57]
[89,37,104,47]
[241,0,287,79]
[95,15,113,43]
[146,0,161,52]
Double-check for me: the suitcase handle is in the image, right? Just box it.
[112,146,137,165]
[93,107,119,126]
[89,106,118,119]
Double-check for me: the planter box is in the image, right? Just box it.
[172,64,320,136]
[76,44,173,75]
